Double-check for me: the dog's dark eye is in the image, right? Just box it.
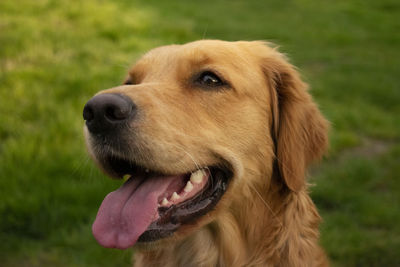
[123,78,133,85]
[197,71,224,87]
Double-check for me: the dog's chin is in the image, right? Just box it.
[90,150,233,249]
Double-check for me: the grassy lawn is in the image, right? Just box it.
[1,0,399,266]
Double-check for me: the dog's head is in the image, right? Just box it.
[83,40,328,249]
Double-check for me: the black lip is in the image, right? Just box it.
[138,167,231,243]
[99,154,156,179]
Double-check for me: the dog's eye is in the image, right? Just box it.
[123,78,133,85]
[197,71,224,87]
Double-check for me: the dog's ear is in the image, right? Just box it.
[261,46,329,192]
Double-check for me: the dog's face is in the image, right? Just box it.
[83,40,328,249]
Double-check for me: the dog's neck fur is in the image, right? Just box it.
[134,170,327,267]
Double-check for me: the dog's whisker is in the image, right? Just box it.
[202,24,209,40]
[162,141,203,171]
[71,154,91,178]
[249,184,284,229]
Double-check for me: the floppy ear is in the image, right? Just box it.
[262,47,329,192]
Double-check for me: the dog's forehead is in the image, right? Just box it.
[130,40,260,74]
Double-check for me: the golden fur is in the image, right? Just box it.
[87,40,329,266]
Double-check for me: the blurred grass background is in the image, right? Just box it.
[0,0,399,266]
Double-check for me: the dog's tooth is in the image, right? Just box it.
[161,197,169,206]
[184,181,193,193]
[171,192,180,201]
[190,169,205,184]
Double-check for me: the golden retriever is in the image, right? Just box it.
[83,40,329,266]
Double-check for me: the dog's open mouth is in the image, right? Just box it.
[92,155,231,249]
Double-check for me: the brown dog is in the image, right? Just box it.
[83,40,329,266]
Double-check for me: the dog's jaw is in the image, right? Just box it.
[133,178,328,267]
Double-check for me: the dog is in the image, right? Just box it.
[83,40,329,266]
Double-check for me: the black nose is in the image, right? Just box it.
[83,93,136,134]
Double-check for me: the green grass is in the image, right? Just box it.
[1,0,399,266]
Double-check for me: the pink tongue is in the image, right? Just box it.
[92,175,178,249]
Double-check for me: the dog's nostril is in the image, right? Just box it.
[105,105,131,121]
[83,105,94,121]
